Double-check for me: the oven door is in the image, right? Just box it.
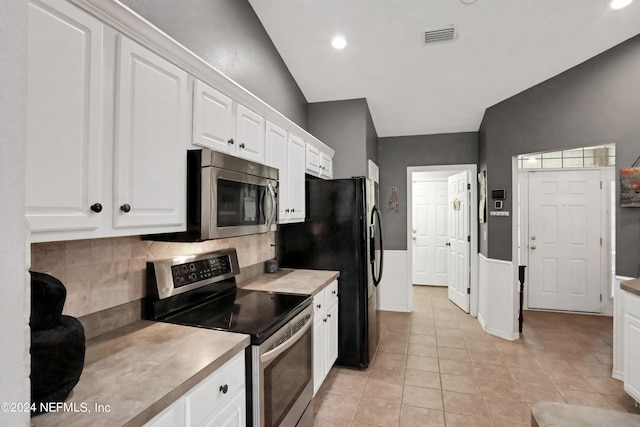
[203,166,277,239]
[252,307,313,427]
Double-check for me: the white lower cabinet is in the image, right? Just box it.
[623,290,640,402]
[313,280,339,395]
[145,351,246,427]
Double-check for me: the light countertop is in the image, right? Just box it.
[621,278,640,297]
[31,321,249,427]
[239,268,339,295]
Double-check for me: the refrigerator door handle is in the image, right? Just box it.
[370,205,384,286]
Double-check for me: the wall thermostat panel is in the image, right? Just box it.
[491,189,506,200]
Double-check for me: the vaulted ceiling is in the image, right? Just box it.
[248,0,640,137]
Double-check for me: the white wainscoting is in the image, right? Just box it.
[613,275,634,381]
[378,250,411,312]
[478,254,518,341]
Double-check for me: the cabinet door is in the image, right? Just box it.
[193,79,234,153]
[144,399,186,427]
[266,122,289,223]
[26,0,105,238]
[624,292,640,402]
[114,36,188,231]
[327,300,339,370]
[235,104,265,164]
[320,152,333,179]
[305,144,321,176]
[312,318,324,397]
[287,135,306,222]
[200,390,245,427]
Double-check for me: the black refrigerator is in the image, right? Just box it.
[278,177,384,369]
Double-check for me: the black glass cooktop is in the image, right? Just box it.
[162,288,311,344]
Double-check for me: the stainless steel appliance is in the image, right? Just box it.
[148,149,278,241]
[278,177,384,368]
[144,248,313,427]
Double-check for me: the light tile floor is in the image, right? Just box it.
[313,285,640,426]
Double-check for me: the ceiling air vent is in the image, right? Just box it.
[422,25,457,45]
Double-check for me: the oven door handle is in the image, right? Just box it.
[261,315,312,365]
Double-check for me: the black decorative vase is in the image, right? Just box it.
[30,271,85,416]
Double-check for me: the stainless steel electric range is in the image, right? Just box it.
[144,248,313,427]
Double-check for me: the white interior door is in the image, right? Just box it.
[412,180,449,285]
[527,170,602,312]
[447,171,470,313]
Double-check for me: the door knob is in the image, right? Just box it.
[530,235,537,240]
[412,228,416,233]
[412,236,416,240]
[530,245,537,250]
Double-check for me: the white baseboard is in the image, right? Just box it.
[612,370,624,381]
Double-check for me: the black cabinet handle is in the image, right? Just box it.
[219,384,228,394]
[90,203,103,213]
[327,313,331,318]
[120,204,131,213]
[291,208,295,212]
[285,209,290,213]
[323,318,327,323]
[332,290,337,295]
[228,138,234,145]
[239,143,245,149]
[316,304,322,309]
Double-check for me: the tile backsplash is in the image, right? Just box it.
[30,232,276,318]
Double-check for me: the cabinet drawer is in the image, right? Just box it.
[186,352,245,427]
[325,280,338,307]
[625,291,640,318]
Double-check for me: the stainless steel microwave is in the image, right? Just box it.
[147,149,278,241]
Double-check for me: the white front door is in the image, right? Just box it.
[447,171,470,313]
[527,170,602,312]
[412,180,449,285]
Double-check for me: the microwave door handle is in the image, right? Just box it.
[265,181,277,227]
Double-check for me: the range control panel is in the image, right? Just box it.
[171,255,232,288]
[148,248,240,300]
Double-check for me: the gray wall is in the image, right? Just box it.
[480,34,640,277]
[121,0,309,129]
[378,133,479,250]
[308,98,377,179]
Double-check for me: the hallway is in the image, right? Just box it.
[313,285,639,426]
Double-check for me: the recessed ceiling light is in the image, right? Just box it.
[331,35,347,50]
[610,0,633,9]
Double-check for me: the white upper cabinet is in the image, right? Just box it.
[320,151,333,179]
[26,0,105,238]
[26,0,189,242]
[193,78,266,164]
[266,122,305,224]
[235,104,265,164]
[114,36,188,230]
[305,144,321,176]
[288,134,306,222]
[192,79,234,153]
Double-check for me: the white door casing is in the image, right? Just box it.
[527,169,602,313]
[412,180,449,286]
[447,171,470,313]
